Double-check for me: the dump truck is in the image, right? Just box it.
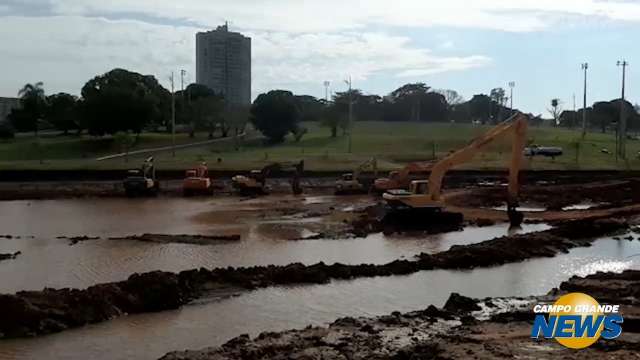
[123,157,159,197]
[335,158,378,195]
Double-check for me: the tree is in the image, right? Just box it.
[436,89,465,106]
[176,83,218,137]
[548,98,562,126]
[490,88,507,122]
[0,122,15,139]
[388,83,431,122]
[191,95,224,139]
[468,94,493,124]
[221,104,250,138]
[45,93,79,134]
[13,82,46,135]
[250,90,300,143]
[559,110,578,129]
[81,69,170,136]
[294,95,325,122]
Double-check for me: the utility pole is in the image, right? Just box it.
[170,71,176,157]
[581,63,588,138]
[323,81,330,102]
[617,60,629,159]
[345,76,353,153]
[508,82,515,113]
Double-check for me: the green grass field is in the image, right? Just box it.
[1,121,639,171]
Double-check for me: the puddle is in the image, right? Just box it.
[490,205,547,212]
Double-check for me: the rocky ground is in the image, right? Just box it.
[0,217,633,339]
[160,270,640,360]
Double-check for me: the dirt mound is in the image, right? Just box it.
[0,251,20,262]
[109,234,241,245]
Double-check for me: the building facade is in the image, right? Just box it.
[196,24,251,106]
[0,97,20,123]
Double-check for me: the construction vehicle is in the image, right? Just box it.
[335,158,378,195]
[383,112,528,227]
[123,157,159,197]
[372,160,435,194]
[232,160,304,196]
[183,162,214,196]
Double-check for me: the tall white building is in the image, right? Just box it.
[196,24,251,106]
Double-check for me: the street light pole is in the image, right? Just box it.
[345,76,353,153]
[508,82,515,113]
[617,60,629,159]
[323,81,330,102]
[170,71,176,157]
[581,63,588,138]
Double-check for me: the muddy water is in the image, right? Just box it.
[1,237,639,360]
[0,197,548,293]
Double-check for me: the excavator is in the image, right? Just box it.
[382,112,528,227]
[372,160,435,194]
[335,158,378,195]
[123,157,159,197]
[183,162,214,196]
[232,160,304,196]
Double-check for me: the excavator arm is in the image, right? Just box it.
[353,158,378,179]
[426,113,528,206]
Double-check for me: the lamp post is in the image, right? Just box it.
[508,81,515,113]
[323,81,330,102]
[344,76,353,153]
[617,60,628,159]
[170,71,176,157]
[581,63,588,138]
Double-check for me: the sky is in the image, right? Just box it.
[1,0,639,115]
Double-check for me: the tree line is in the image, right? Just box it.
[3,68,639,144]
[2,69,249,140]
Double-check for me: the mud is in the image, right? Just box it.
[0,217,628,339]
[108,234,242,245]
[160,270,640,360]
[0,251,20,262]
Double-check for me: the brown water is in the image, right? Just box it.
[2,197,635,360]
[0,197,548,293]
[0,238,638,360]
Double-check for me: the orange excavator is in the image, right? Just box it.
[383,112,528,227]
[372,160,435,194]
[183,162,214,196]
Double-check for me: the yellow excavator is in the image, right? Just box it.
[383,112,528,226]
[335,158,378,195]
[232,160,304,196]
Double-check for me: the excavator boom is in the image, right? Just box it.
[383,112,528,213]
[428,113,528,205]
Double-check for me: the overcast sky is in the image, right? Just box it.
[1,0,640,115]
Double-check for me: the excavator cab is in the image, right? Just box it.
[183,162,213,196]
[335,158,377,195]
[342,173,354,181]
